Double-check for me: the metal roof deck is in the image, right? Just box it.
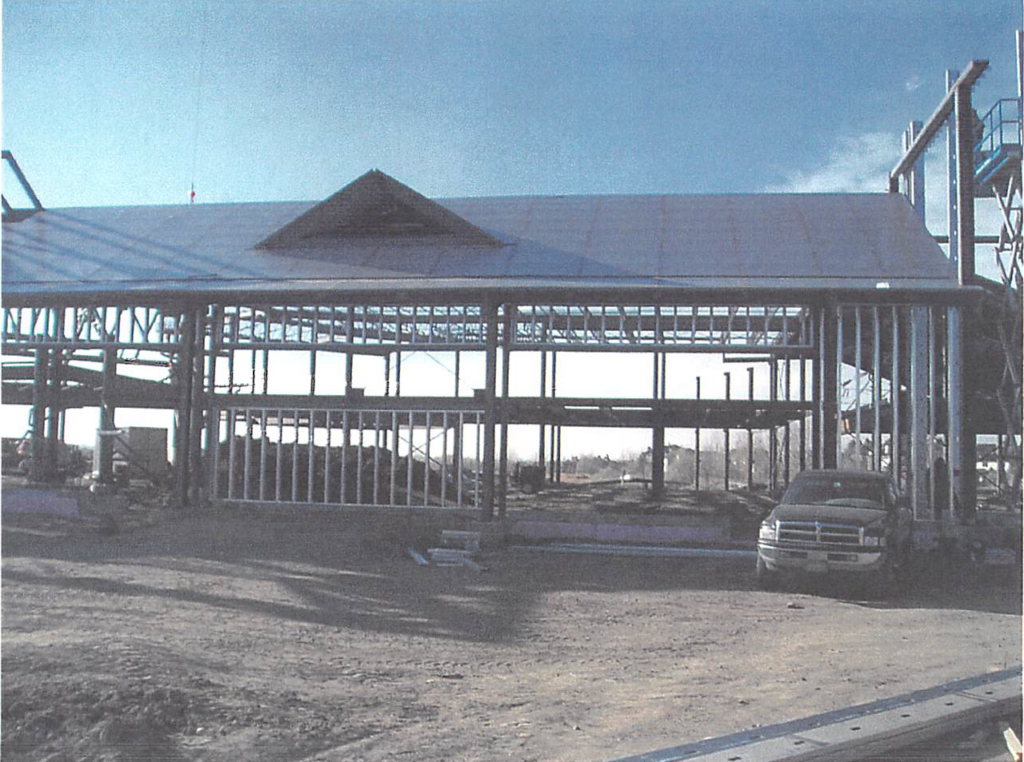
[2,174,960,303]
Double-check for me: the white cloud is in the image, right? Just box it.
[764,132,900,194]
[905,74,923,92]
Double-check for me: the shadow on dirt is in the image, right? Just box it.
[3,507,1020,646]
[757,557,1022,615]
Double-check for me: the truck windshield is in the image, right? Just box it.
[781,476,886,508]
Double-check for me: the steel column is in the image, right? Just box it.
[723,371,731,492]
[29,348,49,482]
[694,377,701,490]
[812,307,823,469]
[538,348,546,470]
[872,307,882,471]
[909,306,931,521]
[652,425,665,499]
[498,304,513,518]
[892,306,902,487]
[748,367,755,490]
[187,308,207,505]
[207,306,223,500]
[97,347,117,484]
[947,305,963,519]
[174,310,197,505]
[822,303,839,469]
[481,302,499,520]
[953,80,978,515]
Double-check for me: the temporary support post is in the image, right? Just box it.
[909,306,931,520]
[481,301,499,520]
[97,347,117,484]
[822,303,839,469]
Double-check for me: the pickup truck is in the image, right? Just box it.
[756,469,912,593]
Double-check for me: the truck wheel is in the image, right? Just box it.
[868,563,898,599]
[756,557,779,591]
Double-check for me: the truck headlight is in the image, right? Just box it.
[758,520,777,542]
[862,521,887,547]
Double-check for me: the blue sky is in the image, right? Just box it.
[3,0,1020,208]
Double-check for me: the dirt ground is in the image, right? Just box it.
[2,500,1020,762]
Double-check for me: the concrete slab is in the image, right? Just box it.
[2,487,80,517]
[511,519,728,545]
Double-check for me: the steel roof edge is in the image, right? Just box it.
[1,281,985,309]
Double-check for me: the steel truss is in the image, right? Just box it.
[2,292,955,521]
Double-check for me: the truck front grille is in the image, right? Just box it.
[777,520,861,548]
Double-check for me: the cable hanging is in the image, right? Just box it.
[189,0,209,205]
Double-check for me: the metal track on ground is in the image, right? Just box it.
[607,669,1022,762]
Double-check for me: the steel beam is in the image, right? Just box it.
[2,150,43,210]
[902,121,926,219]
[888,60,988,191]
